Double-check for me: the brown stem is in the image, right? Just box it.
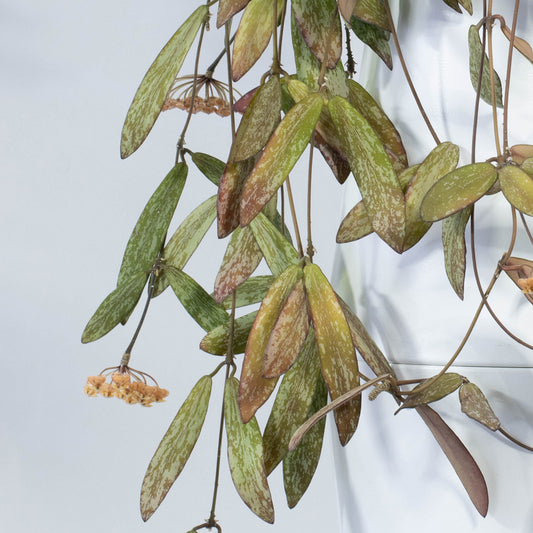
[306,132,315,261]
[285,177,304,257]
[486,0,502,159]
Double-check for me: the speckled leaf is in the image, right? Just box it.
[263,279,309,378]
[459,383,500,431]
[232,76,281,162]
[225,377,275,523]
[232,0,284,81]
[214,226,263,303]
[338,0,357,22]
[240,93,323,226]
[510,144,533,165]
[153,195,216,297]
[283,374,327,508]
[442,206,472,300]
[117,164,187,288]
[304,263,360,446]
[140,375,212,521]
[292,0,342,68]
[166,267,228,332]
[350,17,392,69]
[498,165,533,216]
[353,0,389,30]
[468,25,503,108]
[220,275,274,309]
[217,0,251,27]
[329,96,405,252]
[404,142,459,249]
[420,162,497,222]
[416,404,489,517]
[522,157,533,178]
[81,272,147,343]
[250,212,300,277]
[191,152,225,186]
[458,0,473,14]
[239,264,303,422]
[315,132,351,184]
[120,7,207,158]
[347,79,407,169]
[399,373,463,410]
[200,310,257,355]
[263,328,321,474]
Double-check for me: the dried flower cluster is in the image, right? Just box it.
[84,371,169,407]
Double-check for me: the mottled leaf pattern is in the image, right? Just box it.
[121,7,207,158]
[399,373,463,410]
[460,382,500,431]
[200,311,257,355]
[225,377,275,523]
[350,17,392,69]
[140,376,212,521]
[220,275,274,309]
[353,0,390,30]
[191,152,225,186]
[498,165,533,216]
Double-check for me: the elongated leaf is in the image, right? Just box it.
[458,0,473,14]
[240,93,323,226]
[399,373,463,411]
[498,165,533,216]
[81,272,147,343]
[225,377,275,523]
[239,264,303,422]
[283,374,327,508]
[350,17,392,69]
[263,328,321,474]
[292,0,342,69]
[117,164,187,288]
[353,0,390,30]
[468,25,503,108]
[140,376,212,521]
[214,226,263,303]
[154,195,217,297]
[166,267,228,331]
[264,279,309,378]
[459,383,500,431]
[231,76,281,162]
[250,212,300,277]
[416,404,489,517]
[315,132,351,184]
[500,23,533,63]
[329,96,405,252]
[191,152,225,186]
[304,263,360,446]
[220,275,274,309]
[232,0,284,81]
[200,311,257,355]
[404,142,459,250]
[338,0,357,23]
[121,7,207,158]
[217,0,251,27]
[442,206,472,299]
[420,162,498,221]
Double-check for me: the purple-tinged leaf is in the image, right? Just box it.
[217,0,251,28]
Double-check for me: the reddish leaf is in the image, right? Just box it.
[217,0,251,28]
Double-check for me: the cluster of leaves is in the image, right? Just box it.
[83,0,533,529]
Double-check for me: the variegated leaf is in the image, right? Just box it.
[121,7,207,158]
[263,328,321,474]
[329,96,405,252]
[140,376,212,521]
[459,382,500,431]
[200,310,257,355]
[220,275,274,309]
[117,164,187,288]
[353,0,389,30]
[239,264,303,422]
[304,263,360,446]
[217,0,251,28]
[350,17,392,69]
[442,206,472,300]
[498,165,533,216]
[191,152,225,186]
[225,377,275,523]
[420,162,497,222]
[240,93,323,226]
[399,373,463,411]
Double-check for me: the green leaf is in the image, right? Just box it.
[117,163,187,288]
[225,377,275,523]
[498,165,533,216]
[522,157,533,178]
[353,0,390,30]
[420,162,498,222]
[329,96,405,252]
[153,195,217,297]
[304,263,360,446]
[442,206,473,300]
[231,76,281,162]
[250,212,300,277]
[81,272,147,343]
[468,25,503,108]
[191,152,225,186]
[399,373,463,411]
[292,0,342,69]
[220,275,274,309]
[350,17,392,69]
[283,374,327,508]
[140,376,212,521]
[217,0,251,28]
[240,93,323,226]
[200,310,258,355]
[120,7,207,158]
[214,226,263,303]
[166,267,228,332]
[459,382,501,431]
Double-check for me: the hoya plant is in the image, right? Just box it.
[82,0,533,530]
